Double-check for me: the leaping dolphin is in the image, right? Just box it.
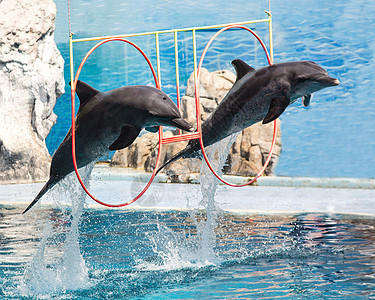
[23,81,192,213]
[155,59,340,174]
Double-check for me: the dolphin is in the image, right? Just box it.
[155,59,340,174]
[23,81,192,213]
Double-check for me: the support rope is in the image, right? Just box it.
[67,0,72,36]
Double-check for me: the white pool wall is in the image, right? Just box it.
[1,166,374,216]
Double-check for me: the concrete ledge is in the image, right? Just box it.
[1,181,375,216]
[254,176,375,189]
[1,165,374,216]
[92,165,375,190]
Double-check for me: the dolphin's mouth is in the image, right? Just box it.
[326,77,340,86]
[318,76,340,87]
[170,118,194,132]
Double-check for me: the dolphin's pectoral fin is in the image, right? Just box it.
[262,96,290,124]
[145,126,159,133]
[69,80,101,107]
[302,94,312,107]
[109,126,142,151]
[231,59,256,81]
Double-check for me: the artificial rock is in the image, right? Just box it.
[0,0,64,183]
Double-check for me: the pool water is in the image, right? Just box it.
[1,206,375,299]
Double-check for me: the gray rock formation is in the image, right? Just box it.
[111,68,281,181]
[182,69,236,127]
[0,0,64,183]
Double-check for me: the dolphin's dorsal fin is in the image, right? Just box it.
[69,80,100,107]
[109,125,142,151]
[231,59,255,81]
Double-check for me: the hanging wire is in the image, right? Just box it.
[68,0,72,36]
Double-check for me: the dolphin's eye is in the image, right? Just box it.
[297,76,308,83]
[162,97,167,100]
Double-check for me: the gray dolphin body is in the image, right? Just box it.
[156,59,340,174]
[23,81,192,213]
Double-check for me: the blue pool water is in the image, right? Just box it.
[47,0,375,179]
[1,206,375,299]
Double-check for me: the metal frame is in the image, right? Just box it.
[69,13,274,128]
[68,12,274,207]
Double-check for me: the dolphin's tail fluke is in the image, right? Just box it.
[22,179,56,214]
[154,142,200,176]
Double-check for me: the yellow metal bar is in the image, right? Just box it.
[69,33,74,87]
[192,29,197,91]
[267,12,274,63]
[174,30,182,135]
[72,18,270,43]
[155,33,161,87]
[124,45,128,84]
[174,30,180,103]
[192,29,199,130]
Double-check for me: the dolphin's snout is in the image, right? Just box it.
[319,76,340,87]
[171,118,193,132]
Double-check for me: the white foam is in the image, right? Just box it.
[19,164,95,296]
[136,134,239,272]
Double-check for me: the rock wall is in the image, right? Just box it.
[0,0,64,183]
[111,68,281,181]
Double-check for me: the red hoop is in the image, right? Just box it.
[71,38,162,207]
[195,25,277,187]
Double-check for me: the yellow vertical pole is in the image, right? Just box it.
[154,32,163,139]
[192,29,198,87]
[268,13,274,63]
[155,33,161,87]
[174,30,180,104]
[174,30,182,135]
[69,33,74,86]
[124,45,128,85]
[192,29,198,130]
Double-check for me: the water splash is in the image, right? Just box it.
[196,133,239,263]
[137,223,207,271]
[138,134,239,271]
[20,163,95,295]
